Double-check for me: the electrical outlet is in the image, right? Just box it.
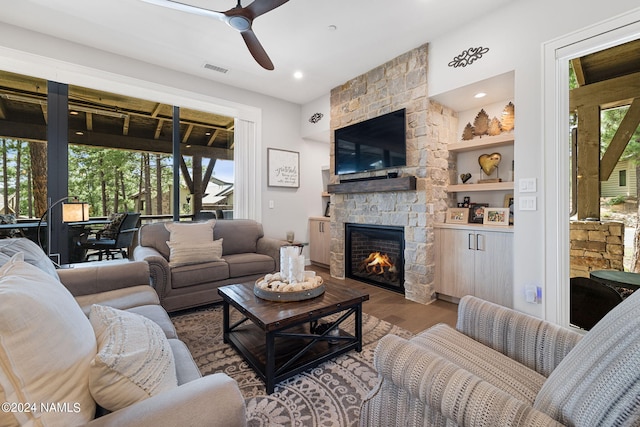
[268,200,274,209]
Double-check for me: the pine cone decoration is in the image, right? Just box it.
[473,109,489,137]
[501,102,515,132]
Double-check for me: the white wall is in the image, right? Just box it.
[0,23,330,247]
[427,1,640,317]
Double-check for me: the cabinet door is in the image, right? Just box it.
[309,219,330,266]
[474,231,513,307]
[436,228,475,299]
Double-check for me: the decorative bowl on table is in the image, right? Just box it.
[254,271,325,302]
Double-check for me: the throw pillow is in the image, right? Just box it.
[0,237,59,279]
[98,212,126,239]
[0,253,96,427]
[166,238,224,267]
[88,304,178,412]
[164,219,215,245]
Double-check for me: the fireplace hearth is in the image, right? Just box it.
[345,223,404,293]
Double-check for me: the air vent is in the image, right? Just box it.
[203,63,229,74]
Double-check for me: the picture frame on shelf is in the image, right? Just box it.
[469,203,489,223]
[483,207,510,226]
[504,193,514,225]
[445,208,469,224]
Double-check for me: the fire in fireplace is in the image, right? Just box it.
[345,223,404,293]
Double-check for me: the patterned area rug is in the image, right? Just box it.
[171,305,413,427]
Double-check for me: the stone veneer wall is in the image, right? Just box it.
[328,44,457,304]
[570,220,624,277]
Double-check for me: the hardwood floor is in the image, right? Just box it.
[309,265,458,334]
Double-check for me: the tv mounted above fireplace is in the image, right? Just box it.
[334,108,406,176]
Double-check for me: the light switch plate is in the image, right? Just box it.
[519,196,537,211]
[519,178,537,193]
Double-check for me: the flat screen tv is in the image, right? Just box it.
[334,108,406,176]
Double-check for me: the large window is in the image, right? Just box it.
[0,69,235,261]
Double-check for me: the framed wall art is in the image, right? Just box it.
[483,207,510,226]
[268,148,299,188]
[445,208,469,224]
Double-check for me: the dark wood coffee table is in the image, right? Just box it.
[218,281,370,393]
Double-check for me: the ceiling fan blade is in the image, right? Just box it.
[245,0,290,19]
[140,0,226,22]
[241,30,274,70]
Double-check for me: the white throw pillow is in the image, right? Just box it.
[88,304,178,412]
[0,253,96,427]
[166,238,224,267]
[165,219,215,244]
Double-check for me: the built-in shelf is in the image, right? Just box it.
[328,176,416,194]
[321,192,331,197]
[448,181,514,192]
[448,133,514,153]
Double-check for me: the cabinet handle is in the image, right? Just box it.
[476,234,485,251]
[468,233,476,250]
[320,222,324,233]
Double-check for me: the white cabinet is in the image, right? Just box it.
[309,217,330,266]
[435,225,513,307]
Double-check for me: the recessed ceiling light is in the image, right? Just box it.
[474,92,487,99]
[75,131,84,135]
[293,71,303,79]
[69,110,79,115]
[328,25,337,31]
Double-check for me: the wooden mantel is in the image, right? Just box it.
[327,176,416,194]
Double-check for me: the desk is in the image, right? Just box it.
[590,270,640,298]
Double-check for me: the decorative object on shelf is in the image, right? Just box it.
[473,109,489,137]
[308,112,324,124]
[504,194,514,225]
[462,123,474,140]
[324,201,331,217]
[447,46,490,68]
[469,203,489,224]
[478,152,501,175]
[501,102,515,131]
[267,148,299,188]
[483,207,510,226]
[488,117,502,136]
[460,173,472,184]
[445,208,469,224]
[463,196,471,207]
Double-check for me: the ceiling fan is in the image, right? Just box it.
[141,0,290,70]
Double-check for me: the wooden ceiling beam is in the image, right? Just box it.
[0,99,7,120]
[85,112,93,131]
[571,58,586,86]
[153,119,163,140]
[570,71,640,110]
[123,115,130,136]
[183,124,194,144]
[207,129,219,146]
[0,120,233,159]
[600,97,640,181]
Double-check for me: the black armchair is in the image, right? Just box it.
[79,212,141,261]
[570,276,624,330]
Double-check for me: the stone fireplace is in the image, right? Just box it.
[345,223,404,292]
[327,44,457,305]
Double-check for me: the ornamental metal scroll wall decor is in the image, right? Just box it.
[448,46,490,68]
[308,112,324,124]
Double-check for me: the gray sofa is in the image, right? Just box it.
[0,238,246,427]
[134,219,288,312]
[360,293,640,427]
